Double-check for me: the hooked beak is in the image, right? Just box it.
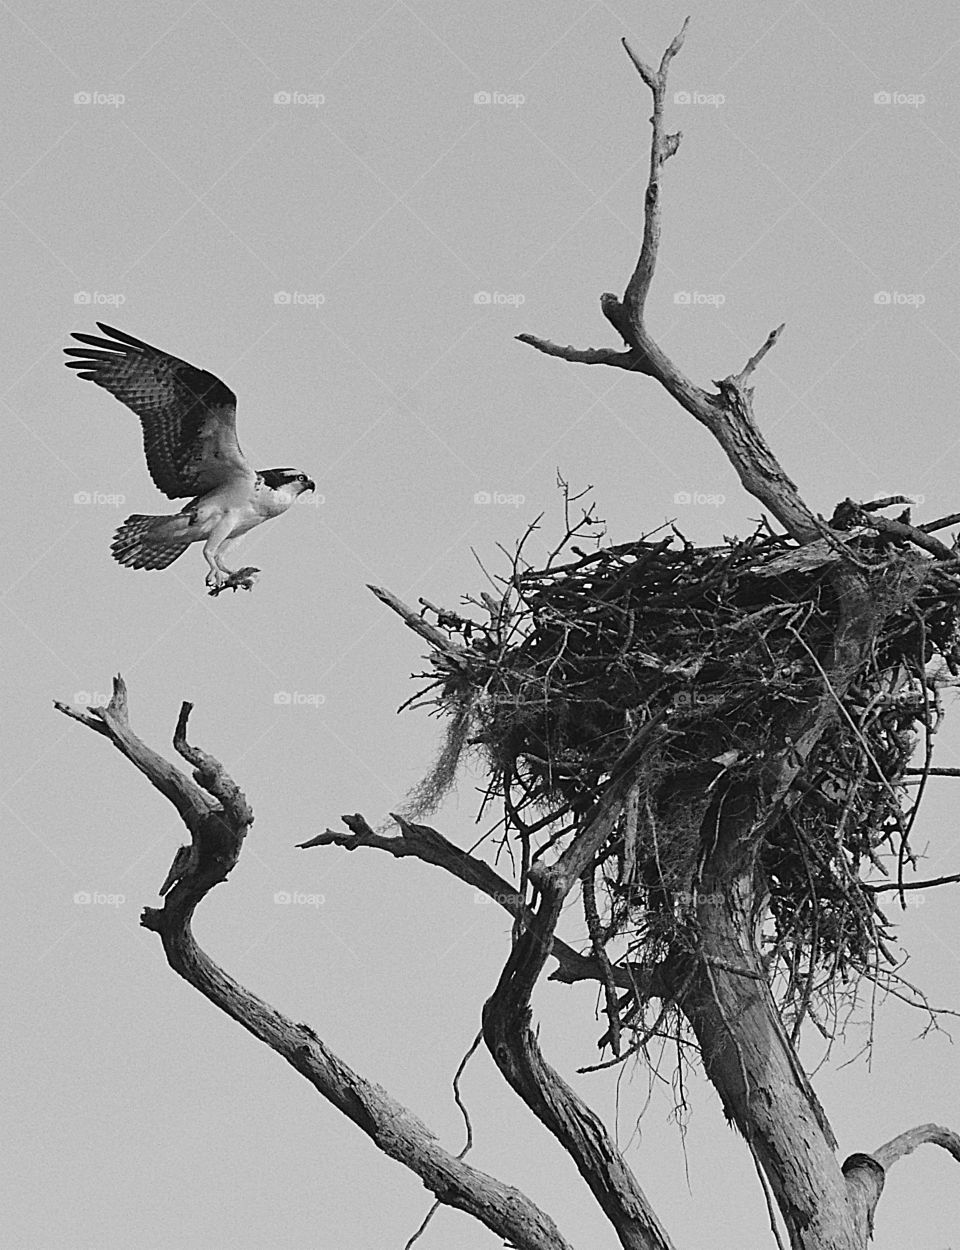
[304,479,316,493]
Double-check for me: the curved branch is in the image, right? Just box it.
[300,813,665,998]
[482,779,678,1250]
[843,1125,960,1241]
[55,681,574,1250]
[872,1123,960,1170]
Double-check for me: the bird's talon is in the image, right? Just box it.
[208,566,260,597]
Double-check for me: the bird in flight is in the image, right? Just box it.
[65,323,314,595]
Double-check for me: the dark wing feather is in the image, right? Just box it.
[65,323,249,499]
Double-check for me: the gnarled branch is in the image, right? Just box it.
[54,679,574,1250]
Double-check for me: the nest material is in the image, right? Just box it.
[407,515,960,1042]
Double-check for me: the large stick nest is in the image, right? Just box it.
[406,500,960,1041]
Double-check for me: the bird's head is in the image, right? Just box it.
[259,468,316,498]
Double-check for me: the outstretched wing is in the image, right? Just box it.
[65,323,249,499]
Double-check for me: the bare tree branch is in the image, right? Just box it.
[872,1123,960,1169]
[54,677,215,828]
[866,872,960,893]
[619,19,690,329]
[481,775,679,1250]
[299,814,666,998]
[516,20,820,544]
[368,585,473,668]
[841,1124,960,1242]
[55,682,575,1250]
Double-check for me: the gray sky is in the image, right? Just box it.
[4,1,960,1246]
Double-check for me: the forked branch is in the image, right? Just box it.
[299,813,666,997]
[518,20,819,544]
[54,678,574,1250]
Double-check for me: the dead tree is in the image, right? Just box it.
[57,23,960,1250]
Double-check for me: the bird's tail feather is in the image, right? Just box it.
[112,514,192,571]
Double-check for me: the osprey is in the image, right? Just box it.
[64,323,315,595]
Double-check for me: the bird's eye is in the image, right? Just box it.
[298,474,306,481]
